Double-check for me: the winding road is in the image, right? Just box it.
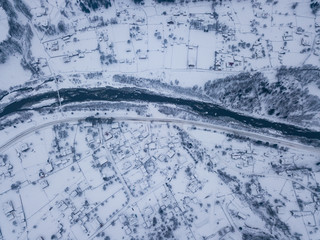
[1,115,319,154]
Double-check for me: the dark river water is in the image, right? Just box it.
[1,87,320,142]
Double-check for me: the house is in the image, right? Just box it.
[282,33,293,41]
[39,179,49,189]
[90,217,102,230]
[86,134,94,143]
[301,36,311,46]
[128,215,138,225]
[3,201,14,216]
[19,143,29,152]
[188,46,197,68]
[296,27,304,35]
[143,206,154,216]
[187,180,201,193]
[233,55,242,66]
[34,7,46,17]
[62,35,72,41]
[124,225,132,234]
[167,150,175,158]
[144,159,156,174]
[51,41,59,51]
[225,55,234,68]
[214,51,224,70]
[0,156,5,167]
[111,122,119,129]
[146,142,155,151]
[138,52,148,59]
[122,161,132,171]
[44,163,53,173]
[316,25,320,32]
[119,214,127,224]
[104,131,113,141]
[226,61,234,68]
[70,190,78,198]
[218,226,233,237]
[57,201,68,212]
[98,156,108,165]
[139,130,149,139]
[140,179,149,190]
[313,47,320,56]
[231,153,242,160]
[61,147,72,157]
[315,34,320,45]
[63,56,71,63]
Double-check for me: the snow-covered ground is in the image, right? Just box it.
[1,0,320,89]
[0,107,319,240]
[0,7,8,43]
[0,1,320,239]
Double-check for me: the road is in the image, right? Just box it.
[1,115,319,154]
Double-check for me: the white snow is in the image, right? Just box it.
[0,7,9,43]
[0,56,32,90]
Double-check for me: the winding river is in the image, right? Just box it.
[0,87,319,142]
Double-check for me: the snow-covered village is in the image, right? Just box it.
[0,0,320,239]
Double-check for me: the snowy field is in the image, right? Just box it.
[0,0,320,239]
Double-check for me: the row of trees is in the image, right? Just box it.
[134,0,175,3]
[203,66,320,127]
[0,0,40,75]
[77,0,112,13]
[310,0,320,14]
